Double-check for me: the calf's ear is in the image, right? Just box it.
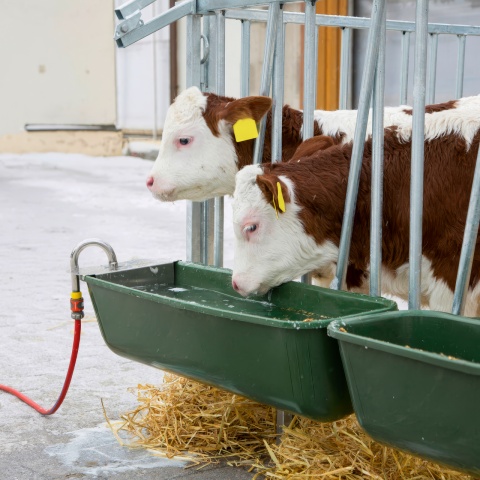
[220,96,272,124]
[256,174,291,214]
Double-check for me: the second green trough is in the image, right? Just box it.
[83,261,397,421]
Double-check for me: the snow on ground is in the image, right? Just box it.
[0,152,242,479]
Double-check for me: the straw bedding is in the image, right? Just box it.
[104,373,476,479]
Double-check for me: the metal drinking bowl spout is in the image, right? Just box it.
[70,239,118,319]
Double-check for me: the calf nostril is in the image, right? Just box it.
[232,280,239,292]
[146,176,154,188]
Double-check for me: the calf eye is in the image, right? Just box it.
[179,138,190,145]
[246,224,257,232]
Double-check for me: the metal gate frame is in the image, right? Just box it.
[114,0,480,316]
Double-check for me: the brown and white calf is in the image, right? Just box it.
[146,86,414,202]
[231,129,480,316]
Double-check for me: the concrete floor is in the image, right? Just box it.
[0,153,250,479]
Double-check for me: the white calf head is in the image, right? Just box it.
[231,165,338,297]
[147,86,272,202]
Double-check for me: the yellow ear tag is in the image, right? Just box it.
[272,196,279,219]
[277,182,286,213]
[233,118,258,142]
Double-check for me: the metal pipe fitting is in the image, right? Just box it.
[70,238,118,293]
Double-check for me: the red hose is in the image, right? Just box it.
[0,319,81,415]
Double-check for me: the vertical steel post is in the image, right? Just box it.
[300,0,317,286]
[214,10,226,267]
[202,15,214,266]
[399,31,411,105]
[339,27,352,110]
[452,147,480,315]
[455,35,466,99]
[186,14,203,263]
[201,16,211,92]
[331,0,385,291]
[302,0,317,141]
[426,33,438,104]
[271,8,291,435]
[272,9,285,163]
[370,4,386,297]
[152,2,159,141]
[253,2,281,165]
[409,0,429,310]
[241,20,251,97]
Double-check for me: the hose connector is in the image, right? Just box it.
[70,291,84,320]
[70,238,118,321]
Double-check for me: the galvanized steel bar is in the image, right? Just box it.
[272,10,285,163]
[300,0,317,286]
[456,35,466,99]
[197,0,290,14]
[201,22,210,92]
[214,10,226,267]
[115,0,156,19]
[201,16,214,265]
[253,2,281,165]
[452,147,480,315]
[331,0,385,291]
[409,0,429,310]
[399,31,411,105]
[339,27,351,110]
[203,16,212,91]
[370,4,386,297]
[225,9,480,36]
[152,2,159,141]
[202,201,210,263]
[302,0,317,141]
[426,33,438,104]
[213,202,224,266]
[186,14,203,263]
[241,20,251,97]
[115,0,195,47]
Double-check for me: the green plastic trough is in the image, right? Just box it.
[328,310,480,475]
[83,261,397,422]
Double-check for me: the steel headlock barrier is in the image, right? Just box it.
[114,0,480,472]
[114,0,480,311]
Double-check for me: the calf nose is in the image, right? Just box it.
[146,176,154,189]
[232,280,240,292]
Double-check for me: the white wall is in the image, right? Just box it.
[0,0,117,136]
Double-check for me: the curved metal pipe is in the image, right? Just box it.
[70,238,118,292]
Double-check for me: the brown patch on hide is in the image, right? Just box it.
[203,93,345,170]
[261,128,480,293]
[261,107,345,165]
[402,99,457,116]
[290,136,336,162]
[203,93,272,137]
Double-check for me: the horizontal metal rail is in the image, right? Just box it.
[115,1,480,49]
[225,8,480,35]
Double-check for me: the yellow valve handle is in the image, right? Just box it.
[233,118,258,142]
[71,291,83,299]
